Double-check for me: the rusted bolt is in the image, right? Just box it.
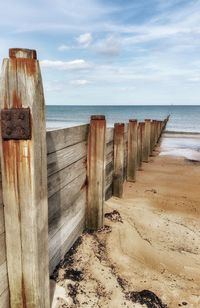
[6,127,12,135]
[6,113,11,121]
[16,126,24,136]
[19,112,25,120]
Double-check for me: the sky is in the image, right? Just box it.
[0,0,200,105]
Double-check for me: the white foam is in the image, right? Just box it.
[160,135,200,161]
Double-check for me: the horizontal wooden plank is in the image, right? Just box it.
[49,188,86,240]
[106,170,113,188]
[48,158,86,198]
[105,184,113,201]
[49,216,84,275]
[106,151,113,165]
[46,124,89,154]
[49,194,86,274]
[47,141,87,176]
[106,141,113,156]
[106,161,114,176]
[0,233,6,266]
[0,262,8,297]
[0,288,9,308]
[106,128,114,143]
[48,172,86,222]
[0,208,5,235]
[0,182,2,206]
[124,123,128,134]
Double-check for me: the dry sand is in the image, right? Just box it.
[51,134,200,308]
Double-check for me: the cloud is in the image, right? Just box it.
[58,44,70,51]
[76,32,92,47]
[70,79,90,86]
[95,36,121,56]
[40,59,92,70]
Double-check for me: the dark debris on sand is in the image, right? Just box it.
[125,289,167,308]
[105,210,123,223]
[50,236,83,281]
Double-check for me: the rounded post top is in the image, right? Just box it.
[9,48,37,59]
[129,119,137,123]
[91,115,105,121]
[145,119,151,122]
[114,122,124,126]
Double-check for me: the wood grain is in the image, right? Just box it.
[113,124,125,198]
[48,172,86,222]
[87,116,106,230]
[47,141,87,176]
[46,124,89,154]
[49,190,86,273]
[0,49,49,307]
[48,157,86,198]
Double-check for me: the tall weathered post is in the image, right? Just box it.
[0,48,49,307]
[113,123,125,198]
[143,119,151,162]
[150,120,155,155]
[87,115,106,230]
[137,122,143,169]
[140,122,145,163]
[155,120,159,144]
[127,119,138,182]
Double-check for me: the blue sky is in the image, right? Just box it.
[0,0,200,105]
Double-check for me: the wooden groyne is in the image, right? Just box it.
[0,48,169,308]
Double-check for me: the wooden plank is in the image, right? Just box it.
[0,233,6,266]
[0,262,8,297]
[49,216,85,274]
[49,188,86,240]
[48,157,86,198]
[47,141,87,176]
[0,207,5,235]
[113,123,124,198]
[106,170,113,188]
[86,116,106,230]
[49,192,86,273]
[106,161,114,176]
[106,151,114,166]
[105,184,113,201]
[106,141,114,156]
[0,289,9,308]
[106,128,114,143]
[46,124,89,154]
[0,48,49,307]
[48,172,86,222]
[124,123,128,134]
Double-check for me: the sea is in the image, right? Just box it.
[46,105,200,133]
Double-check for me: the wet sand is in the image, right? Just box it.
[51,133,200,308]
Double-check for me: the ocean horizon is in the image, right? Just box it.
[46,105,200,133]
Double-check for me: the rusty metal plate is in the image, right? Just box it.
[1,108,31,140]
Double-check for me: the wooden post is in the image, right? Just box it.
[113,123,124,198]
[127,120,138,182]
[153,120,157,148]
[143,119,151,162]
[151,120,156,153]
[0,49,49,307]
[87,115,106,230]
[137,122,143,169]
[155,120,159,144]
[140,122,145,163]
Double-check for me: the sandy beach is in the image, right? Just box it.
[50,133,200,308]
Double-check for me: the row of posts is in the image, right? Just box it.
[87,115,169,230]
[0,48,169,307]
